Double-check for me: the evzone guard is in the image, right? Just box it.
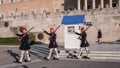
[43,27,59,60]
[74,27,90,59]
[14,27,31,63]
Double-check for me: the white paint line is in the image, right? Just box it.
[0,45,19,47]
[0,59,42,68]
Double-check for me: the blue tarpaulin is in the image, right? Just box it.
[61,15,85,25]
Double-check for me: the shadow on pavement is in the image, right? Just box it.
[101,41,120,44]
[23,65,29,68]
[4,50,19,63]
[42,66,47,68]
[30,44,61,60]
[29,45,49,59]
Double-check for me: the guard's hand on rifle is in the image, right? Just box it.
[78,36,82,40]
[73,31,75,33]
[73,31,77,34]
[42,29,47,33]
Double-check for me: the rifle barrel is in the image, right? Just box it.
[54,25,61,32]
[20,26,35,41]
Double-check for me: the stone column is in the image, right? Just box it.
[93,0,96,9]
[109,0,112,8]
[101,0,104,8]
[77,0,81,10]
[119,0,120,7]
[85,0,87,10]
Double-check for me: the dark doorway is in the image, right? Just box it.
[64,0,77,11]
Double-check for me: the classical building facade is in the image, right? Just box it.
[0,0,120,17]
[0,0,64,17]
[0,0,120,43]
[65,0,120,10]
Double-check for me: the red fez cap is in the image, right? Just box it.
[81,27,85,30]
[50,27,54,31]
[22,27,27,31]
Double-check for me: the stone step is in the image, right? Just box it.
[30,45,120,60]
[60,54,120,57]
[59,50,120,60]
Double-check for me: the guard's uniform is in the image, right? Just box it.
[16,27,31,63]
[44,31,58,48]
[16,34,30,50]
[74,27,90,59]
[44,27,59,60]
[75,31,89,47]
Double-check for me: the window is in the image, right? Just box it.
[0,0,4,4]
[64,0,67,3]
[1,14,4,17]
[10,0,14,3]
[9,13,14,16]
[20,12,24,16]
[19,0,24,2]
[68,26,75,34]
[88,5,92,9]
[55,9,60,13]
[31,10,35,15]
[42,10,47,14]
[0,14,4,18]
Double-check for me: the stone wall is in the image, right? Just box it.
[86,14,120,42]
[0,0,64,16]
[0,8,120,43]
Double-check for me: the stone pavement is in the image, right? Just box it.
[30,43,120,60]
[0,45,40,68]
[0,43,120,68]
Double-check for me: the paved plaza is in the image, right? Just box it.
[0,43,120,68]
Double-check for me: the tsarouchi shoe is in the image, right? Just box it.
[73,55,79,59]
[54,58,59,60]
[44,57,49,60]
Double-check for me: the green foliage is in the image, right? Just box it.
[28,34,35,45]
[0,37,20,45]
[0,34,35,45]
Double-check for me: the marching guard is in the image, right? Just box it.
[14,27,31,63]
[43,27,59,60]
[74,27,90,59]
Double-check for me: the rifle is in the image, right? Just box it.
[43,25,61,40]
[84,26,91,32]
[54,25,61,33]
[43,24,61,33]
[19,26,35,41]
[77,26,91,40]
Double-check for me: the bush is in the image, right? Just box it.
[0,37,20,45]
[0,34,35,45]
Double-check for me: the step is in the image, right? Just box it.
[59,50,120,60]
